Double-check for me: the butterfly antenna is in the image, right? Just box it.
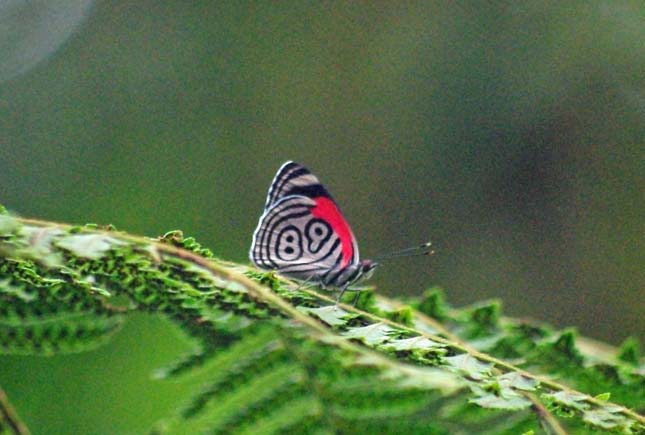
[373,242,435,262]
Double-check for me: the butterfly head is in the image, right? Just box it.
[358,259,378,281]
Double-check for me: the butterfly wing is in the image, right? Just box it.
[263,161,331,211]
[250,162,360,284]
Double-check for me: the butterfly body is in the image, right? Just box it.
[250,161,377,292]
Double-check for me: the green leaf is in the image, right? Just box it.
[15,226,64,267]
[445,354,493,380]
[542,390,590,413]
[0,215,19,235]
[469,390,532,410]
[595,392,611,402]
[583,407,635,432]
[0,278,36,302]
[497,372,539,391]
[343,323,396,345]
[380,365,463,393]
[416,287,448,320]
[384,335,446,351]
[55,234,127,260]
[618,337,641,366]
[298,305,355,326]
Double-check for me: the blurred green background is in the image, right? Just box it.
[0,1,643,433]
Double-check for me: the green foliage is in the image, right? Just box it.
[618,337,642,366]
[0,211,643,435]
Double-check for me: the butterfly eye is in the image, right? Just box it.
[305,219,331,253]
[276,226,303,261]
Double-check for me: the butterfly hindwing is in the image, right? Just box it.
[251,195,340,277]
[251,162,360,284]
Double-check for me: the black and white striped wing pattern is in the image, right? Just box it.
[263,161,332,211]
[250,161,361,285]
[250,195,344,281]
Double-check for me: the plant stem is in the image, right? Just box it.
[0,386,30,435]
[524,392,568,435]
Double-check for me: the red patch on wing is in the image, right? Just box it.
[311,196,354,268]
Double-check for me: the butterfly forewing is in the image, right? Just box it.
[250,162,361,285]
[264,161,332,210]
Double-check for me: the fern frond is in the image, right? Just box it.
[0,212,643,434]
[0,256,125,355]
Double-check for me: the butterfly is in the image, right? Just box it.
[250,161,433,302]
[250,161,375,298]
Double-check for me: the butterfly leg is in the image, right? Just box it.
[334,283,350,308]
[350,289,362,307]
[291,275,314,292]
